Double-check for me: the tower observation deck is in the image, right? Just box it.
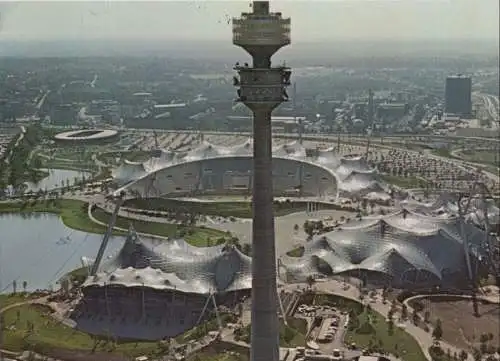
[232,2,291,361]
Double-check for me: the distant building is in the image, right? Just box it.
[376,103,409,120]
[454,127,498,138]
[225,115,305,133]
[445,75,472,117]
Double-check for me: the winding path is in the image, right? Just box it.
[284,280,474,361]
[0,295,51,358]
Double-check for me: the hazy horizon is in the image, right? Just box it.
[0,1,498,42]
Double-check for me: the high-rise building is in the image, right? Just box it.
[445,75,472,117]
[232,2,291,361]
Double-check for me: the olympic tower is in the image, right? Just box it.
[232,2,291,361]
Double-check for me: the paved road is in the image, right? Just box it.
[85,195,353,256]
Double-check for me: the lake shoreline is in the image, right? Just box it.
[0,199,108,235]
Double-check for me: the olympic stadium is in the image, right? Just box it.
[111,139,390,200]
[54,128,119,144]
[279,209,489,288]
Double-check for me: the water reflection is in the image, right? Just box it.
[0,212,124,293]
[25,168,91,192]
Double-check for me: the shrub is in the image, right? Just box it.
[357,321,375,335]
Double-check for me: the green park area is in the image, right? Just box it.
[379,174,427,189]
[0,125,48,188]
[0,294,37,309]
[188,353,248,361]
[286,246,305,257]
[0,199,108,235]
[460,149,498,167]
[307,293,427,361]
[35,155,98,173]
[0,303,248,361]
[1,304,161,359]
[0,198,228,246]
[235,318,307,348]
[92,207,227,246]
[97,150,152,165]
[124,197,354,219]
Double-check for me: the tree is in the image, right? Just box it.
[432,318,443,341]
[401,304,408,320]
[412,308,419,325]
[303,221,314,239]
[424,310,431,323]
[472,348,482,361]
[387,318,394,335]
[22,280,27,293]
[12,280,17,294]
[241,243,252,256]
[387,308,394,321]
[306,275,316,290]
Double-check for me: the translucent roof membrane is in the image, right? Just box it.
[280,210,488,284]
[83,230,252,295]
[113,139,389,200]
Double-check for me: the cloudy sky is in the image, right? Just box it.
[0,0,498,42]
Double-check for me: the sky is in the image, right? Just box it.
[0,0,498,42]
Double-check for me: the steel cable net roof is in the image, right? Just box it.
[280,210,488,284]
[83,230,252,294]
[112,139,389,200]
[403,192,500,226]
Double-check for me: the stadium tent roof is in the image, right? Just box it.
[280,210,487,284]
[112,139,389,200]
[111,160,148,185]
[83,229,252,294]
[402,192,500,226]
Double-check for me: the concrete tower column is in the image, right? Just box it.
[232,2,291,361]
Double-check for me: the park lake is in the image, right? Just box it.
[25,168,92,192]
[0,212,124,293]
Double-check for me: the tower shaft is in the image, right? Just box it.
[252,106,279,361]
[232,2,291,361]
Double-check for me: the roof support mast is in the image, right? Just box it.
[90,193,124,276]
[458,171,498,317]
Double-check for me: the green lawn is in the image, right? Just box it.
[345,309,426,361]
[0,199,111,235]
[380,174,427,189]
[309,293,426,361]
[188,354,248,361]
[97,150,151,165]
[431,148,452,158]
[186,342,249,361]
[460,149,499,167]
[0,293,36,310]
[0,199,227,246]
[92,207,227,246]
[286,246,305,257]
[37,157,97,172]
[1,304,160,358]
[237,318,307,348]
[124,198,354,219]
